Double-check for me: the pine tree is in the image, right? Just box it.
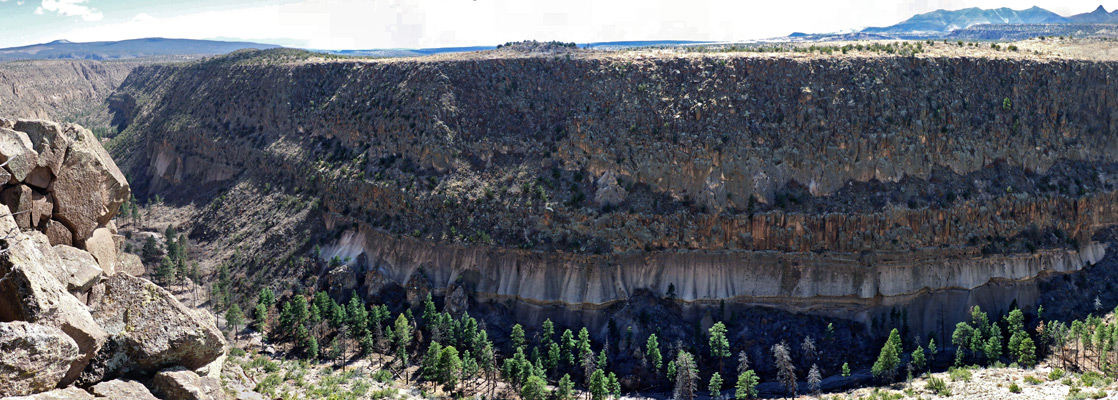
[541,319,555,347]
[589,369,608,400]
[806,364,821,397]
[521,374,549,400]
[556,373,575,400]
[156,256,175,286]
[984,324,1002,364]
[511,323,526,350]
[709,322,731,374]
[801,336,817,363]
[254,303,268,332]
[773,342,797,399]
[872,328,902,382]
[911,345,926,373]
[225,304,244,342]
[735,370,759,399]
[306,335,319,360]
[422,342,442,381]
[608,372,621,399]
[561,329,576,366]
[646,334,663,370]
[1018,336,1037,368]
[597,349,608,370]
[437,345,462,392]
[737,351,751,376]
[709,372,724,400]
[673,350,699,400]
[546,342,561,373]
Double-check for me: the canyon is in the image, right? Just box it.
[87,44,1118,338]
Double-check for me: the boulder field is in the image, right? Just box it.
[0,119,226,399]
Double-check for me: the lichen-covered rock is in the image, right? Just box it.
[152,367,226,400]
[82,273,225,383]
[113,252,144,277]
[0,127,37,183]
[0,321,80,397]
[89,379,158,400]
[53,244,104,293]
[51,125,129,246]
[0,210,107,386]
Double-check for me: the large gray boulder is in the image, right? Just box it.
[152,367,226,400]
[50,125,129,246]
[0,321,80,397]
[81,273,225,383]
[89,379,159,400]
[0,127,38,183]
[0,211,108,386]
[13,119,72,177]
[53,244,104,293]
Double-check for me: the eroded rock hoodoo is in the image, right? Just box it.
[0,118,226,399]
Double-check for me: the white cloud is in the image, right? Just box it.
[36,0,103,22]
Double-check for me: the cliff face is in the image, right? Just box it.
[0,60,138,126]
[108,49,1118,332]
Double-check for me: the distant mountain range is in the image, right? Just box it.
[863,5,1118,35]
[0,38,278,62]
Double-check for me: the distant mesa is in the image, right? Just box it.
[0,37,279,62]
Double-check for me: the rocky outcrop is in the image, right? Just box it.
[0,321,80,397]
[0,118,223,397]
[82,273,225,383]
[152,367,226,400]
[0,211,108,386]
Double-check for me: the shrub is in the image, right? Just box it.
[925,376,950,396]
[1049,368,1065,381]
[1008,382,1021,393]
[1024,375,1042,385]
[948,366,973,382]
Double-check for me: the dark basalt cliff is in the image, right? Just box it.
[106,49,1118,332]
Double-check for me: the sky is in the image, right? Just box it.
[0,0,1116,49]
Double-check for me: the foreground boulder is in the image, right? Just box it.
[0,212,108,386]
[0,321,80,397]
[81,273,225,383]
[3,386,95,400]
[88,379,158,400]
[152,367,226,400]
[52,244,104,293]
[51,124,129,246]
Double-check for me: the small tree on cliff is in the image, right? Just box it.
[872,328,903,382]
[710,322,731,374]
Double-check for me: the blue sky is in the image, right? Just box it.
[2,0,1116,49]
